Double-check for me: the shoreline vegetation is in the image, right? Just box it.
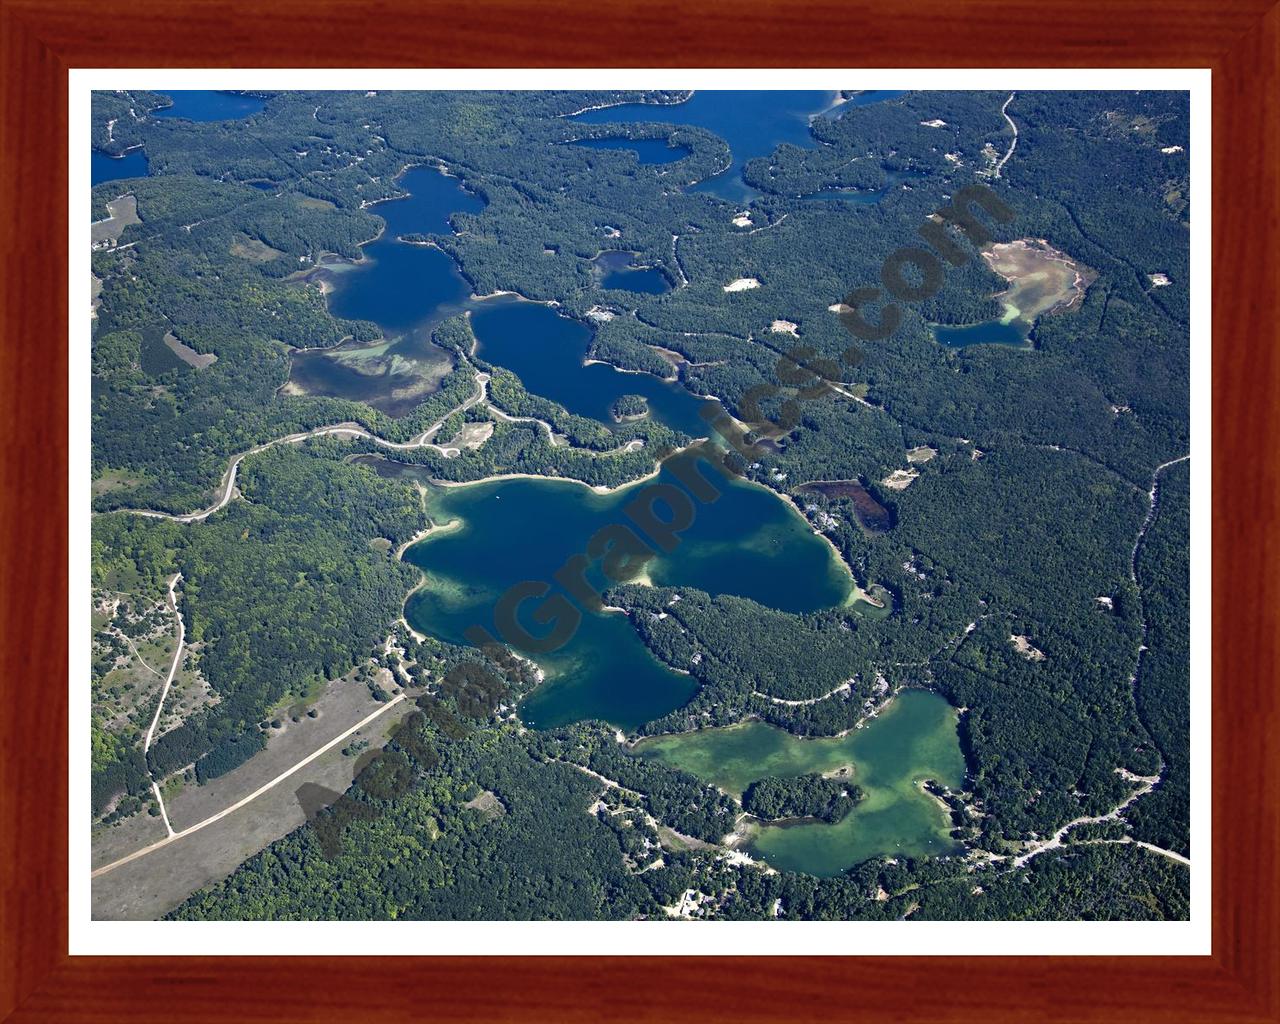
[773,489,883,608]
[639,683,912,753]
[393,517,462,560]
[428,464,663,498]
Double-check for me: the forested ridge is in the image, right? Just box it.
[90,87,1191,921]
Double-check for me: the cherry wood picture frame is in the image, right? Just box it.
[2,1,1276,1020]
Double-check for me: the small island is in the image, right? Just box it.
[610,393,649,423]
[742,773,864,825]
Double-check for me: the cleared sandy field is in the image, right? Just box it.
[92,678,419,920]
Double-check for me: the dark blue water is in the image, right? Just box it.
[572,137,690,165]
[92,148,149,186]
[323,165,486,336]
[572,90,834,203]
[800,169,928,205]
[470,297,715,439]
[801,188,882,205]
[91,91,264,184]
[402,463,851,729]
[289,166,487,413]
[933,320,1028,348]
[153,91,266,122]
[594,251,671,294]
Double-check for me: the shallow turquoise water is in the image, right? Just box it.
[636,689,968,875]
[403,464,851,729]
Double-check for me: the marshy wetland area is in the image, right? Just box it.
[933,237,1096,348]
[90,87,1191,922]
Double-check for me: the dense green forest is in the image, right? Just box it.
[91,445,425,810]
[91,87,1191,922]
[168,702,1186,921]
[611,394,649,421]
[1125,460,1191,856]
[742,774,862,824]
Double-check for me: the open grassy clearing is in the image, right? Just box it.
[163,331,218,369]
[91,194,140,246]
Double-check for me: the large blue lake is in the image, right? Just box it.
[296,155,857,728]
[289,165,486,414]
[153,91,266,122]
[571,89,910,204]
[593,250,672,294]
[395,462,853,729]
[933,320,1029,348]
[571,137,691,165]
[322,164,485,334]
[571,90,836,203]
[470,297,713,439]
[92,148,149,186]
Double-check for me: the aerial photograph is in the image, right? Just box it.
[88,88,1191,922]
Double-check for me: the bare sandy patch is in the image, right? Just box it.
[769,319,799,336]
[657,826,714,853]
[464,789,507,820]
[881,468,919,491]
[724,277,761,292]
[1010,634,1046,661]
[454,421,494,450]
[905,446,937,464]
[395,517,463,560]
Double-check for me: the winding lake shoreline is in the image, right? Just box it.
[633,689,968,876]
[402,458,855,729]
